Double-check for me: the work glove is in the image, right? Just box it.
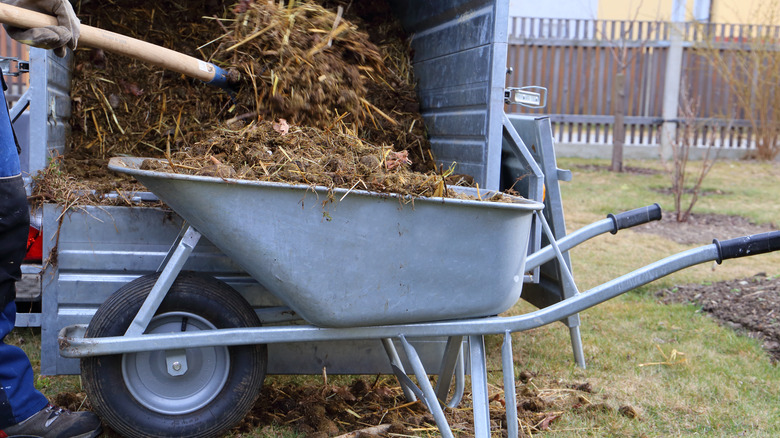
[3,0,80,57]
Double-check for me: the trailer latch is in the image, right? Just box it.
[504,86,547,109]
[0,57,29,77]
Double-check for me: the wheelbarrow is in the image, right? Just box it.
[58,157,780,438]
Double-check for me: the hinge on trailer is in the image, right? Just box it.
[0,57,30,77]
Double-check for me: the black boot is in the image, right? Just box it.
[1,404,102,438]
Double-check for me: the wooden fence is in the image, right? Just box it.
[506,17,778,151]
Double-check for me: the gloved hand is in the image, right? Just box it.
[3,0,80,56]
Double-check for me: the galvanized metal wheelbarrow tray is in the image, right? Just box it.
[59,157,780,438]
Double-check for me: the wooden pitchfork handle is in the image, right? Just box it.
[0,2,235,89]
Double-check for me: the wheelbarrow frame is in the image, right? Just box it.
[59,179,780,437]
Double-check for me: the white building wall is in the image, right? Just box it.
[508,0,599,37]
[508,0,598,19]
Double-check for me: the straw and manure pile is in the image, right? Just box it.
[33,0,480,205]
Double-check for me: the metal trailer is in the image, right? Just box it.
[14,0,599,377]
[10,1,780,436]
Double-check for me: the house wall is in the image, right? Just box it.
[595,0,780,24]
[508,0,597,19]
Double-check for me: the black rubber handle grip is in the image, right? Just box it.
[713,231,780,264]
[608,203,662,234]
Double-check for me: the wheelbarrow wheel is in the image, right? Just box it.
[80,271,267,438]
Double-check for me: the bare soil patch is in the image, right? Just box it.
[635,211,776,245]
[636,213,780,362]
[656,274,780,363]
[573,164,662,175]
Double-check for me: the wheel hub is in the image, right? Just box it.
[122,311,230,415]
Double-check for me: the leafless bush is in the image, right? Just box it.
[693,3,780,160]
[662,86,719,223]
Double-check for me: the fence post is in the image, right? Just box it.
[660,0,685,160]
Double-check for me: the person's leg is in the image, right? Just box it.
[0,69,100,438]
[0,146,101,438]
[0,301,49,428]
[0,177,101,437]
[0,328,102,437]
[0,166,50,428]
[1,161,47,427]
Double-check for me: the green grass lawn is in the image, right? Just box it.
[12,157,780,437]
[507,157,780,436]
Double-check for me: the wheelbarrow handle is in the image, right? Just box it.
[713,231,780,264]
[608,203,662,234]
[525,203,663,271]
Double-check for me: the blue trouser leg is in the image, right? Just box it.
[0,301,48,428]
[0,69,48,429]
[0,72,21,180]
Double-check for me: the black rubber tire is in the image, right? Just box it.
[81,272,267,438]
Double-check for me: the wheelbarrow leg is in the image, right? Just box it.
[570,326,586,368]
[502,331,519,438]
[469,335,491,438]
[381,338,417,402]
[398,336,454,438]
[434,336,465,408]
[536,211,587,369]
